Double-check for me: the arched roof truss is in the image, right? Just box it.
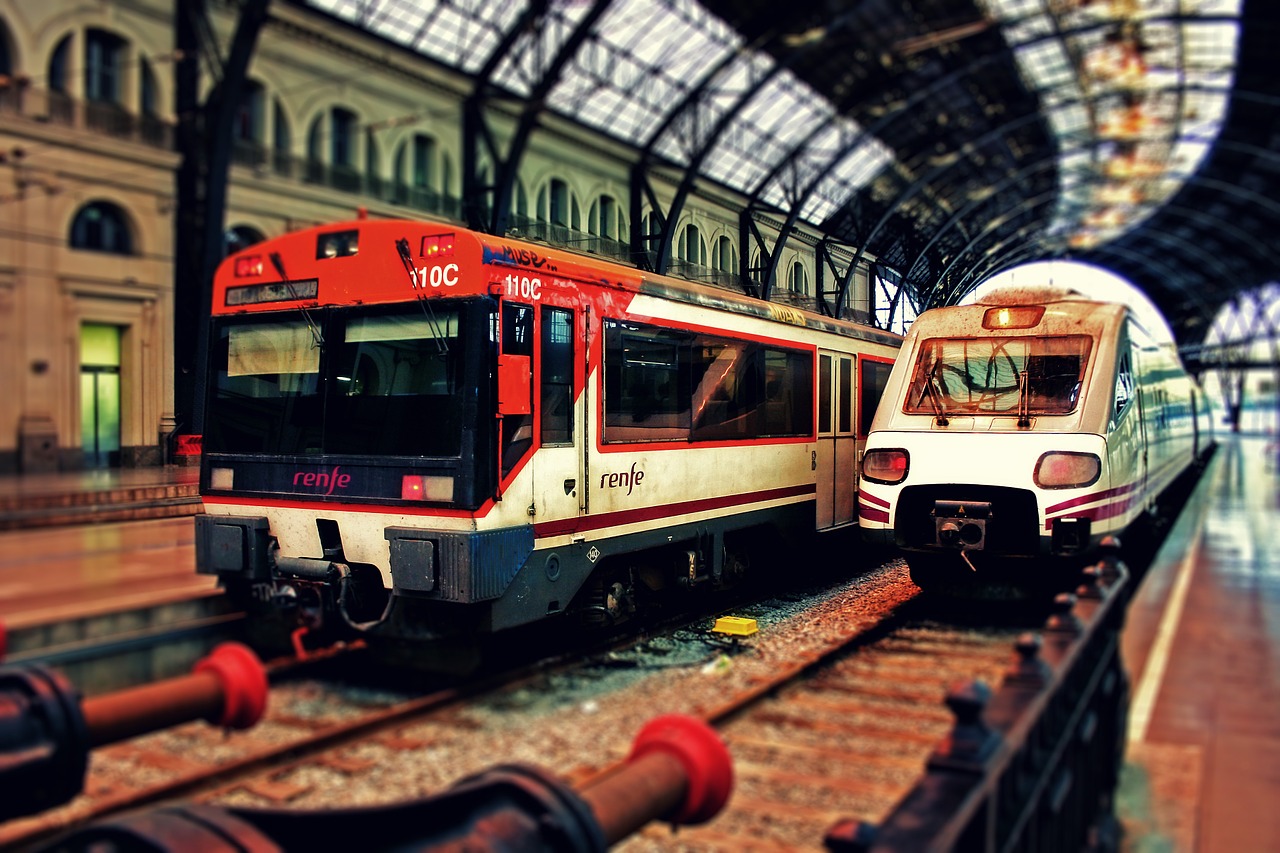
[304,0,1270,349]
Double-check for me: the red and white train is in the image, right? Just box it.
[858,287,1214,592]
[195,216,901,656]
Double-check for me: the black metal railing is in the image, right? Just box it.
[17,88,177,150]
[828,543,1132,853]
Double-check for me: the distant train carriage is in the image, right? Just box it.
[195,216,901,657]
[858,287,1213,591]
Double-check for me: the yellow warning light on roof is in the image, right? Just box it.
[712,616,758,637]
[983,305,1045,330]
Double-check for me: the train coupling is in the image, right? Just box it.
[272,555,392,632]
[932,500,992,552]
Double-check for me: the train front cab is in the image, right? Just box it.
[858,296,1193,591]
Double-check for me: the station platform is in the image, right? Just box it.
[0,441,1275,851]
[1118,434,1280,852]
[0,465,201,531]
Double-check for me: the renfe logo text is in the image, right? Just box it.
[600,462,645,496]
[294,466,351,495]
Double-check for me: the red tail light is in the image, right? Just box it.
[401,475,456,502]
[862,449,910,484]
[234,255,264,277]
[421,233,456,258]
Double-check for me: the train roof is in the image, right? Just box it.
[908,287,1129,340]
[218,217,902,348]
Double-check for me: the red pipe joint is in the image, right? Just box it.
[627,713,734,824]
[193,642,270,729]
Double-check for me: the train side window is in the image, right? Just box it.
[541,306,574,445]
[838,357,853,434]
[819,355,833,434]
[1114,350,1134,416]
[859,358,892,436]
[761,348,813,437]
[603,318,811,443]
[603,320,690,442]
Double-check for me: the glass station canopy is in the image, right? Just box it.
[304,0,1247,343]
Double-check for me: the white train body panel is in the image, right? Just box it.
[858,288,1210,569]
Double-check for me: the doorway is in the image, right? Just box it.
[80,323,121,468]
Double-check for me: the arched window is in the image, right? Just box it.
[49,35,70,93]
[307,106,358,184]
[330,107,356,170]
[272,99,291,173]
[589,195,621,238]
[224,225,265,256]
[536,178,581,236]
[513,178,529,221]
[713,235,739,277]
[139,58,158,117]
[0,24,11,78]
[137,57,165,145]
[85,29,125,105]
[789,260,810,296]
[0,23,16,112]
[676,223,708,268]
[234,81,265,147]
[365,129,379,191]
[588,194,626,258]
[393,134,442,209]
[70,201,133,255]
[412,134,435,189]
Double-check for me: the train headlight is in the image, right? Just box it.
[401,475,455,502]
[862,449,909,484]
[315,229,359,259]
[1034,452,1101,489]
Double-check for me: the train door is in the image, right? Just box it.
[532,303,584,522]
[816,350,856,529]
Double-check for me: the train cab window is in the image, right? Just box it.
[501,303,534,475]
[906,335,1092,416]
[207,306,469,458]
[541,306,574,444]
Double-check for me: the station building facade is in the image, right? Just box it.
[0,0,877,473]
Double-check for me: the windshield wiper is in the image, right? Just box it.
[395,238,449,354]
[269,252,323,348]
[919,362,949,426]
[1016,369,1031,428]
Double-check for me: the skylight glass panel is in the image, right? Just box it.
[308,0,519,73]
[981,0,1241,251]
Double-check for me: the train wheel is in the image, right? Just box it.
[577,569,635,628]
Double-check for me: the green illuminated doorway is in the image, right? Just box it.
[81,323,121,468]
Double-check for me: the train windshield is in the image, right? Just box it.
[206,304,467,456]
[905,335,1093,416]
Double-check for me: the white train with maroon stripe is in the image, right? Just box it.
[857,287,1214,593]
[195,216,900,660]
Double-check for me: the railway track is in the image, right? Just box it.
[633,610,1029,849]
[3,555,1117,852]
